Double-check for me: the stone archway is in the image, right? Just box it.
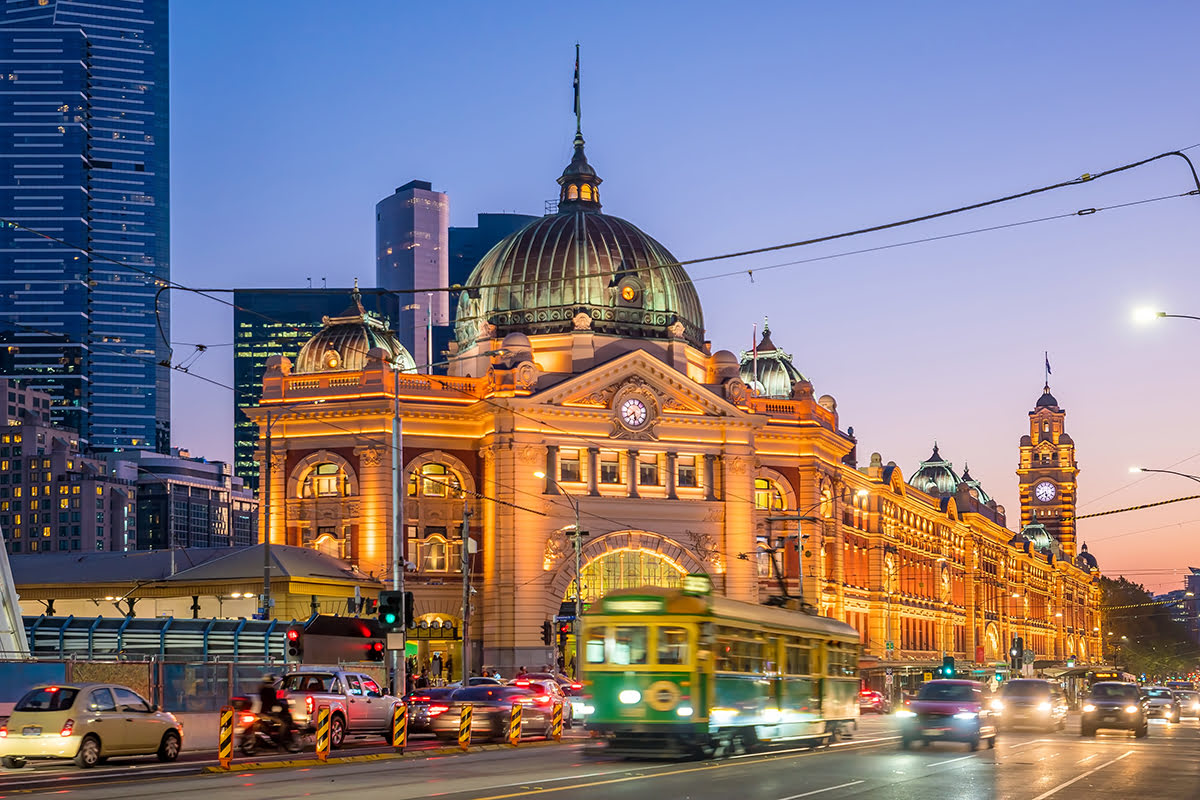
[983,622,1001,662]
[547,530,708,607]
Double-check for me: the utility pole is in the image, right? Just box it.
[259,410,273,620]
[391,365,406,695]
[460,499,472,683]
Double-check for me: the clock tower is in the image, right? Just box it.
[1017,384,1079,557]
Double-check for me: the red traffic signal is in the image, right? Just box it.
[368,640,385,662]
[557,623,571,635]
[285,625,304,660]
[286,628,300,642]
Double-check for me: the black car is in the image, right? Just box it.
[1081,682,1147,737]
[406,687,456,733]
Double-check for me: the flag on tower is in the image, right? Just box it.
[1045,352,1052,376]
[573,45,580,117]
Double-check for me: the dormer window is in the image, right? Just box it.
[580,183,594,201]
[567,184,579,200]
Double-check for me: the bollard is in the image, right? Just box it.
[315,704,331,762]
[392,702,408,752]
[551,701,564,742]
[507,702,522,747]
[218,705,234,770]
[458,703,472,751]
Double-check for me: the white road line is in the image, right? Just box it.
[778,780,865,799]
[1005,739,1048,749]
[926,755,975,767]
[1076,753,1099,764]
[1028,750,1134,800]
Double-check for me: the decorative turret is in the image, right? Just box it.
[739,318,806,399]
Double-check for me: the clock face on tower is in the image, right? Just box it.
[620,397,648,428]
[1034,481,1057,502]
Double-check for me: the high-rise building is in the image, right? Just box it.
[0,0,171,452]
[232,287,398,492]
[375,180,448,371]
[448,213,539,287]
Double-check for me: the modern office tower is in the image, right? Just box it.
[231,287,398,493]
[448,213,539,287]
[0,0,171,453]
[375,180,449,371]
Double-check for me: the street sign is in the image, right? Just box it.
[922,672,933,682]
[1023,649,1035,666]
[886,640,895,651]
[885,668,893,677]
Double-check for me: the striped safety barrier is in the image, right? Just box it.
[507,702,522,746]
[392,702,408,752]
[551,701,564,742]
[458,704,472,751]
[315,705,331,762]
[218,705,234,770]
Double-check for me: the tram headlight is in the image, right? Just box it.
[618,689,641,705]
[763,707,782,724]
[676,705,693,717]
[711,707,738,724]
[894,709,916,718]
[952,712,978,721]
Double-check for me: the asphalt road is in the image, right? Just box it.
[3,715,1198,799]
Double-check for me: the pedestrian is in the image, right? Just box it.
[516,665,528,678]
[568,656,576,678]
[415,671,429,689]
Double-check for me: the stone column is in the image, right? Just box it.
[626,449,639,499]
[665,451,677,500]
[703,454,717,501]
[721,450,756,602]
[544,446,559,494]
[587,447,599,497]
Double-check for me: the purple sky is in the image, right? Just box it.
[170,2,1200,592]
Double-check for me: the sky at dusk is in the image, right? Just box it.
[168,1,1200,592]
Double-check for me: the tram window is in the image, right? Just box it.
[827,649,857,676]
[657,626,689,665]
[585,627,606,664]
[717,637,763,672]
[613,625,649,665]
[785,646,811,675]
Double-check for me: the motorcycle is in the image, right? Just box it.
[232,697,303,755]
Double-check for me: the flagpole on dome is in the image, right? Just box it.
[1044,351,1052,389]
[573,42,582,139]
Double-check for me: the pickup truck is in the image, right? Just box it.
[278,668,400,748]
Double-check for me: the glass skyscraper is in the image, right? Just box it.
[232,288,399,493]
[0,0,170,452]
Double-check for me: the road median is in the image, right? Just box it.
[203,737,567,773]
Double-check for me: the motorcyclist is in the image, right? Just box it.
[258,675,295,745]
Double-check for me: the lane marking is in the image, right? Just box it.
[1075,753,1099,764]
[925,755,975,767]
[466,740,896,800]
[779,780,865,799]
[1028,750,1134,800]
[1004,739,1047,749]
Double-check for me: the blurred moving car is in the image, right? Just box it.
[510,677,574,727]
[993,679,1067,732]
[1174,690,1200,720]
[895,680,997,751]
[430,686,553,743]
[1140,686,1181,723]
[858,690,887,714]
[1081,682,1147,737]
[0,683,182,769]
[407,687,457,733]
[521,673,590,722]
[279,668,401,748]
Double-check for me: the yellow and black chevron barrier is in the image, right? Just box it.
[507,702,522,746]
[315,704,331,762]
[391,702,408,752]
[551,701,564,741]
[218,705,234,770]
[458,704,472,751]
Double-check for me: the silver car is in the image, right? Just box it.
[1141,686,1181,722]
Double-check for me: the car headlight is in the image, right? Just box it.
[618,690,641,705]
[1125,705,1139,714]
[953,712,978,721]
[1192,701,1199,711]
[895,709,916,718]
[1082,704,1096,713]
[1037,702,1052,712]
[990,700,1004,711]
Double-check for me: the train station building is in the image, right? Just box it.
[245,121,1102,679]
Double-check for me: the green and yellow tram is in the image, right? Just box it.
[582,583,861,758]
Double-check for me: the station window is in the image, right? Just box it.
[559,448,581,483]
[638,454,659,486]
[599,452,621,484]
[754,478,785,511]
[676,455,697,488]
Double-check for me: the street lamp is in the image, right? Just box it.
[535,470,586,676]
[1129,466,1200,485]
[1132,308,1200,324]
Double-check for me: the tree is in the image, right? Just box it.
[1100,576,1200,680]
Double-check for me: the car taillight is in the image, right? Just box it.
[0,724,7,738]
[60,719,75,737]
[411,696,431,702]
[570,683,582,691]
[535,695,551,705]
[306,696,315,716]
[428,704,449,716]
[241,714,256,725]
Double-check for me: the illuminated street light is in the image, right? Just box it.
[1132,307,1200,324]
[1130,466,1200,485]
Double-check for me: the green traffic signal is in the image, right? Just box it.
[383,612,397,625]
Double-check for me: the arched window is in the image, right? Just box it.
[754,478,785,511]
[302,463,348,498]
[407,463,462,498]
[567,184,579,200]
[567,548,686,604]
[580,183,593,201]
[420,534,449,572]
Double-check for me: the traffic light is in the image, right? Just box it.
[558,622,571,649]
[403,590,415,628]
[940,655,955,678]
[1010,636,1024,670]
[367,640,385,662]
[378,591,404,632]
[286,625,304,660]
[541,620,554,646]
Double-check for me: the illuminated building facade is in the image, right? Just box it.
[250,122,1101,674]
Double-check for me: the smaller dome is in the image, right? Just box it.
[295,287,416,375]
[1075,542,1099,572]
[960,462,992,504]
[909,443,964,496]
[739,320,806,399]
[1036,384,1059,408]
